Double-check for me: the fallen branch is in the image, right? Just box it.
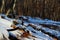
[7,27,25,31]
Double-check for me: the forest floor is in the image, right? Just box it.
[0,14,60,40]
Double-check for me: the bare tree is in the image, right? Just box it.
[0,0,5,13]
[6,0,16,17]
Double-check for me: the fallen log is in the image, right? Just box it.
[39,24,60,31]
[28,23,59,40]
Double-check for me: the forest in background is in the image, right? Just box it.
[0,0,60,21]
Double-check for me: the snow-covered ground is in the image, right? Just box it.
[0,14,60,40]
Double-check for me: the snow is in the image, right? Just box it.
[28,16,60,26]
[9,30,21,38]
[0,18,13,27]
[15,16,60,40]
[0,27,9,40]
[41,27,60,37]
[0,32,3,40]
[0,14,60,40]
[25,26,53,40]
